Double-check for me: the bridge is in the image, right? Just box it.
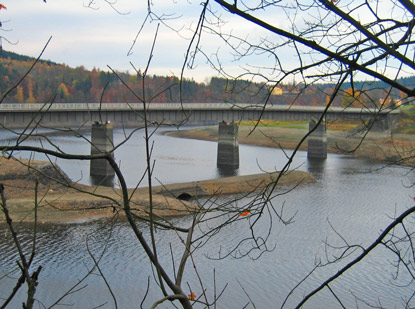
[0,103,398,179]
[0,102,397,128]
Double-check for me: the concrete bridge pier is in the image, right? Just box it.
[217,121,239,170]
[369,114,394,132]
[90,122,115,179]
[307,119,327,159]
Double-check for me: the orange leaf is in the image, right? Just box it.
[188,292,197,300]
[0,4,7,10]
[238,210,250,217]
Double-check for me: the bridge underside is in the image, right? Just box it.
[0,104,396,177]
[0,107,394,129]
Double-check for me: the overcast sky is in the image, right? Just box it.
[2,0,236,82]
[2,1,397,84]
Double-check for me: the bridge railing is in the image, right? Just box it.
[0,102,400,115]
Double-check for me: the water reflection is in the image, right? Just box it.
[306,157,327,175]
[1,158,413,308]
[216,165,239,177]
[1,129,415,307]
[90,175,115,187]
[0,127,309,187]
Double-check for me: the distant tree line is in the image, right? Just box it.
[0,50,411,107]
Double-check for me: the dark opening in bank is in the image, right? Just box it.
[177,193,192,201]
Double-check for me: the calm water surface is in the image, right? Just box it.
[0,127,414,308]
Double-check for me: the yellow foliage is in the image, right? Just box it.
[271,87,283,95]
[25,95,36,103]
[58,82,69,98]
[342,88,363,108]
[25,79,37,103]
[14,86,24,103]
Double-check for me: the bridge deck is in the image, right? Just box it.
[0,102,399,113]
[0,103,399,128]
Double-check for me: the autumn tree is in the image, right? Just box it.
[341,87,364,108]
[57,82,69,100]
[25,79,36,103]
[14,85,24,102]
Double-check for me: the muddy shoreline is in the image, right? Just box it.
[164,125,415,166]
[0,157,315,224]
[2,124,412,224]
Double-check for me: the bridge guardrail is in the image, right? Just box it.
[0,102,400,114]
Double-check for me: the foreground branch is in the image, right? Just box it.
[294,205,415,308]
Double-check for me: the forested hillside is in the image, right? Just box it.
[0,50,411,106]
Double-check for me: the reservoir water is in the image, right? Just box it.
[0,127,414,308]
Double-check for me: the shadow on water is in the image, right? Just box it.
[90,175,115,187]
[216,165,239,178]
[306,158,327,175]
[1,128,414,308]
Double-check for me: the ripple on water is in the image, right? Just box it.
[1,129,415,307]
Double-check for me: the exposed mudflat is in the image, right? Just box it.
[2,122,409,224]
[0,157,314,224]
[164,125,415,166]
